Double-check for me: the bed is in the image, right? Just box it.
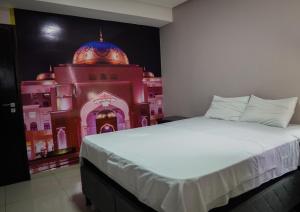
[80,117,300,212]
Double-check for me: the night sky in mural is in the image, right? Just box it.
[14,9,161,80]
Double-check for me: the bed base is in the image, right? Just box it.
[81,158,298,212]
[80,158,156,212]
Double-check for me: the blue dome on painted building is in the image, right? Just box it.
[73,32,129,65]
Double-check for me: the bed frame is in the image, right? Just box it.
[80,158,156,212]
[81,157,299,212]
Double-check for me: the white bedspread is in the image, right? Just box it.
[80,117,300,212]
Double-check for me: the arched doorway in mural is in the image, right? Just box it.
[80,91,130,137]
[100,124,115,133]
[85,105,126,135]
[140,116,148,127]
[96,110,117,134]
[57,127,67,150]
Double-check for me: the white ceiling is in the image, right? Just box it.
[134,0,188,8]
[0,0,188,27]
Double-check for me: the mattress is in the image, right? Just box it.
[80,117,300,212]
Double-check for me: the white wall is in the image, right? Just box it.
[160,0,300,122]
[0,7,15,24]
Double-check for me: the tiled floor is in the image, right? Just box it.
[0,165,96,212]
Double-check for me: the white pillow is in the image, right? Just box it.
[205,95,250,121]
[240,95,298,128]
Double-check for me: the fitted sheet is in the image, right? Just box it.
[80,117,300,212]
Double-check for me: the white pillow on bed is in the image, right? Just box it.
[240,95,298,128]
[205,95,250,121]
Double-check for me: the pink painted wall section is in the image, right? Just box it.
[21,65,163,162]
[54,65,145,104]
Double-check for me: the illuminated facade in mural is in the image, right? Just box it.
[21,34,163,161]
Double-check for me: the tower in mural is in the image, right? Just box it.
[21,31,163,164]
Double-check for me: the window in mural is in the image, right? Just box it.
[15,9,164,173]
[44,122,50,130]
[57,128,67,150]
[141,116,148,127]
[30,122,38,131]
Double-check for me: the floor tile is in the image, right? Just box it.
[30,169,54,180]
[6,191,79,212]
[64,181,83,198]
[6,191,95,212]
[53,165,82,196]
[52,163,80,173]
[56,173,82,199]
[5,174,61,204]
[54,164,80,180]
[5,164,97,212]
[67,192,96,212]
[0,186,4,206]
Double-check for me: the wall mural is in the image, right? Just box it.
[15,9,163,172]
